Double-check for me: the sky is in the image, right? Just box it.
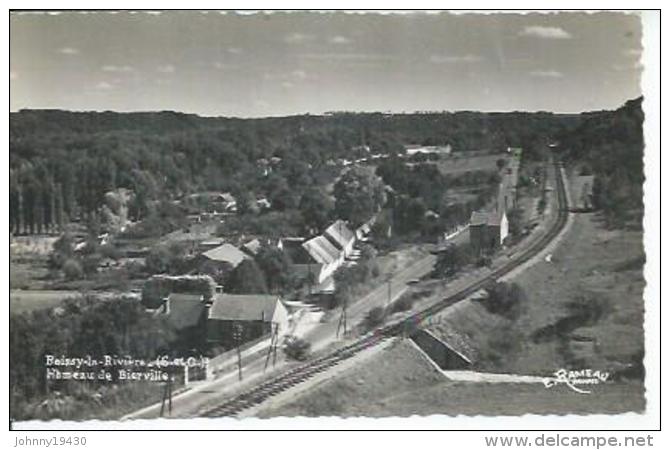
[9,11,643,117]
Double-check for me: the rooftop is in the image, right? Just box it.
[470,209,504,227]
[165,293,205,330]
[324,220,355,250]
[303,235,341,264]
[208,293,281,322]
[201,243,249,266]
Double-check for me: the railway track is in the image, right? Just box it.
[203,159,569,418]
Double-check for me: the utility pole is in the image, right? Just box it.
[264,322,280,371]
[336,294,348,338]
[387,277,392,308]
[160,367,173,417]
[232,324,244,381]
[272,324,279,367]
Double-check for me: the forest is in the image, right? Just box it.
[10,108,579,236]
[560,97,645,228]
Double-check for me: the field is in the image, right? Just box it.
[507,213,645,377]
[435,152,506,175]
[10,290,82,315]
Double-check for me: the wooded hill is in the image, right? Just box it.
[10,104,639,235]
[560,97,645,228]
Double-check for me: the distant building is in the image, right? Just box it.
[241,238,262,256]
[184,191,237,214]
[469,149,520,254]
[201,243,248,267]
[574,175,595,211]
[256,197,272,210]
[404,144,452,156]
[469,209,508,255]
[198,243,249,280]
[206,294,289,348]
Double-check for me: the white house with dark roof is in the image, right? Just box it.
[324,220,356,257]
[278,220,358,293]
[302,235,344,282]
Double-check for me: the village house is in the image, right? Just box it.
[206,293,289,349]
[469,209,508,255]
[278,237,327,287]
[278,220,357,294]
[323,220,356,258]
[404,144,452,156]
[184,191,237,214]
[197,243,249,280]
[241,238,262,256]
[155,292,207,348]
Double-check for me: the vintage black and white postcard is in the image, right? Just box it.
[7,9,660,434]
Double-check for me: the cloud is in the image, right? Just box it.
[284,32,314,44]
[291,70,308,80]
[263,70,310,82]
[430,54,483,64]
[157,64,175,74]
[102,65,134,73]
[613,62,643,72]
[529,70,564,78]
[58,47,79,55]
[520,26,572,39]
[95,81,114,90]
[330,35,352,45]
[213,62,241,70]
[227,47,243,54]
[10,71,18,81]
[297,53,393,62]
[281,81,294,89]
[624,48,643,57]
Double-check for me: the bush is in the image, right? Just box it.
[283,336,311,361]
[82,254,102,276]
[481,282,527,320]
[100,243,122,261]
[434,243,473,278]
[62,258,83,280]
[49,233,74,269]
[390,295,416,314]
[364,306,387,329]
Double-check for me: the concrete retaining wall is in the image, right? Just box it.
[410,329,472,370]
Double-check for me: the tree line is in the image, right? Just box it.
[10,108,580,235]
[560,97,645,228]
